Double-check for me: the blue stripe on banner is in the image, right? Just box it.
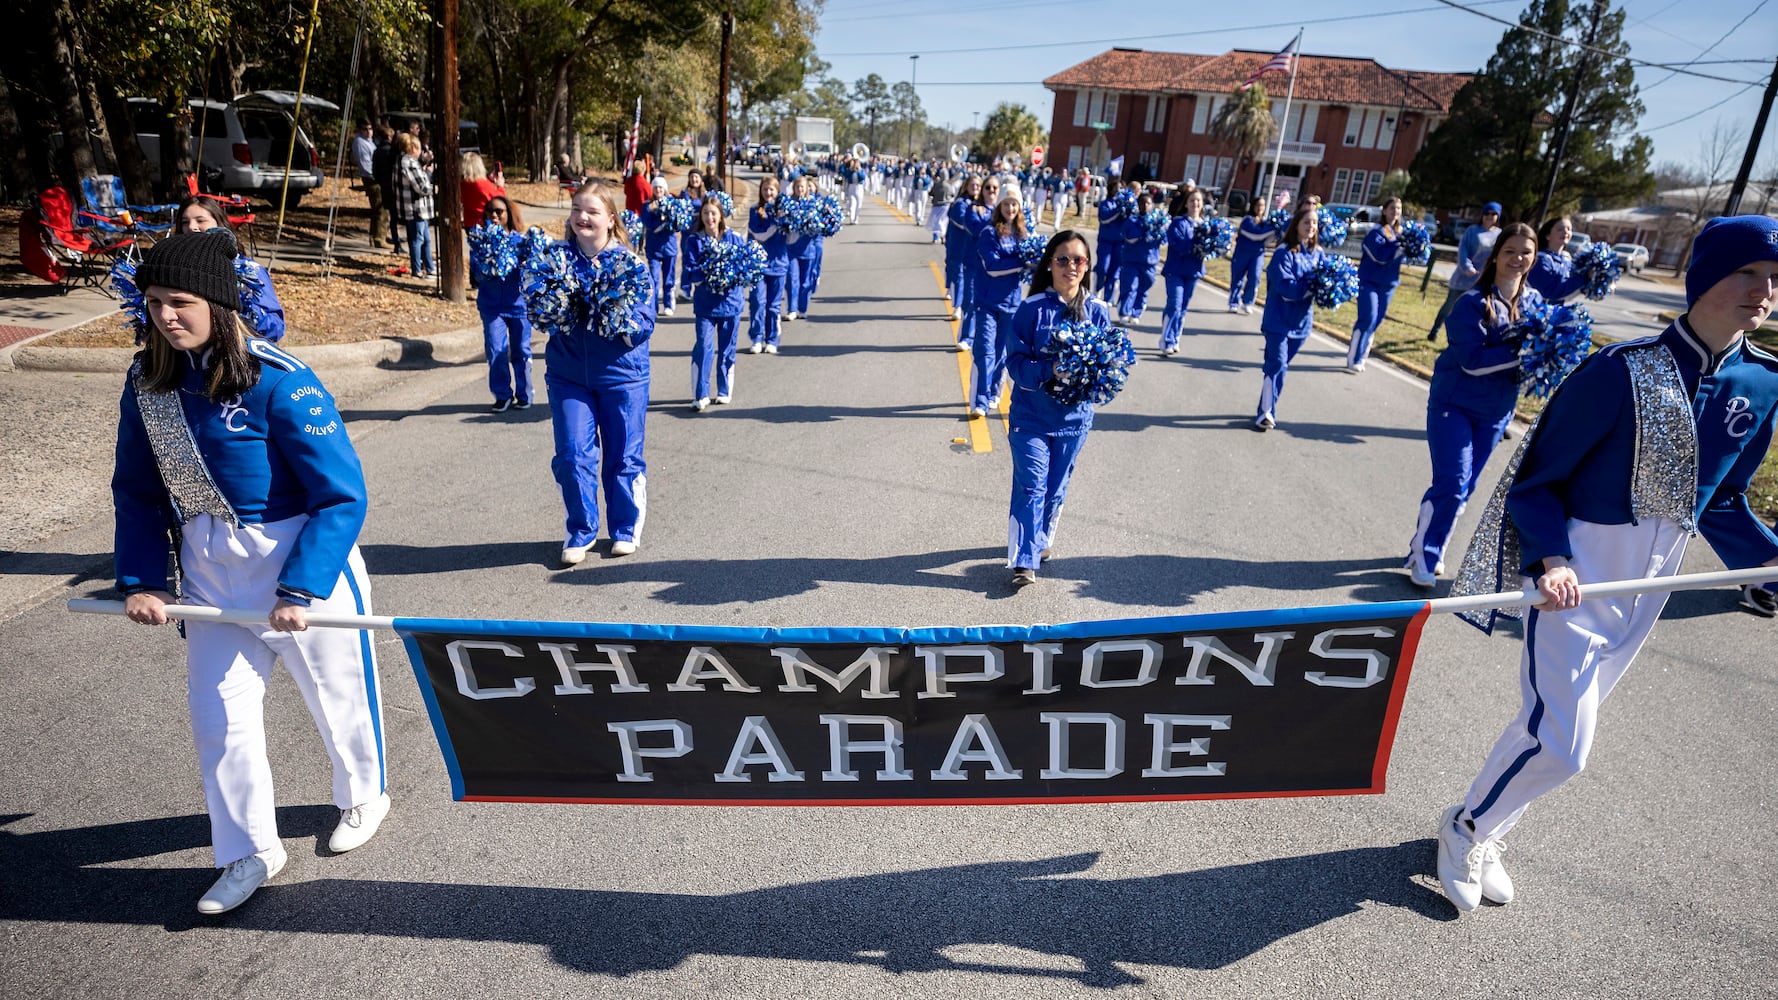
[1471,607,1547,822]
[389,598,1432,646]
[343,567,386,794]
[401,631,466,801]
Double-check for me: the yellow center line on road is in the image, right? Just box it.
[927,260,992,453]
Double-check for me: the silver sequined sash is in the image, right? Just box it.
[131,360,240,527]
[1451,341,1697,633]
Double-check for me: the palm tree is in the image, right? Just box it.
[1209,85,1279,196]
[979,102,1043,163]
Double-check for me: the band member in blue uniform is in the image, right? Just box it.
[549,181,656,565]
[969,196,1029,416]
[1252,207,1326,431]
[642,182,682,316]
[113,231,388,916]
[1348,196,1406,372]
[746,175,789,354]
[1436,215,1778,913]
[1158,188,1207,356]
[682,199,748,409]
[1117,191,1163,323]
[1227,198,1272,314]
[1403,223,1542,586]
[1005,231,1110,588]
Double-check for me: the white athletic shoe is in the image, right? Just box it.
[1347,361,1366,374]
[1436,806,1485,913]
[329,792,391,853]
[197,845,286,915]
[561,543,591,566]
[1479,839,1514,904]
[1252,414,1274,432]
[1408,559,1437,589]
[748,342,764,354]
[692,398,710,412]
[764,344,779,355]
[610,540,638,557]
[952,341,969,353]
[1229,304,1241,314]
[715,395,731,405]
[952,307,962,321]
[785,311,798,321]
[1243,304,1256,315]
[660,307,675,317]
[969,406,986,417]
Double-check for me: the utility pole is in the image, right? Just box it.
[715,2,733,188]
[1724,56,1778,216]
[907,54,919,158]
[434,0,464,302]
[1533,0,1606,225]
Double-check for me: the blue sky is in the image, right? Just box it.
[812,0,1776,178]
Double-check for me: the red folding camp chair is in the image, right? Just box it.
[184,174,258,253]
[28,187,137,294]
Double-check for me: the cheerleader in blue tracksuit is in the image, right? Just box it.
[675,176,712,302]
[469,196,532,411]
[549,182,656,565]
[783,175,820,321]
[113,231,387,916]
[969,196,1030,416]
[682,199,748,409]
[746,175,789,354]
[176,196,287,341]
[1347,197,1406,372]
[956,176,1001,352]
[1117,192,1163,323]
[1227,198,1272,314]
[1526,216,1593,303]
[1005,231,1109,588]
[1434,215,1778,914]
[1253,207,1327,431]
[1403,223,1542,586]
[642,184,683,316]
[1095,183,1132,303]
[1158,188,1207,356]
[944,174,985,329]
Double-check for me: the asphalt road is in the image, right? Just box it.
[2,192,1773,999]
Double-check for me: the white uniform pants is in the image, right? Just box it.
[180,513,386,867]
[845,185,862,224]
[1461,517,1689,843]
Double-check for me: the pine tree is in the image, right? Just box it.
[1409,0,1652,221]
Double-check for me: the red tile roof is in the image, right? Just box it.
[1043,48,1472,113]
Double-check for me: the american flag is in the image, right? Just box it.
[622,97,641,172]
[1239,38,1298,91]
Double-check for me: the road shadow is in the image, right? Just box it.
[0,812,1451,983]
[340,401,549,425]
[1088,411,1422,444]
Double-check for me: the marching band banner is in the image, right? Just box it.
[394,600,1431,805]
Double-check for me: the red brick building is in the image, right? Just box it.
[1043,48,1470,207]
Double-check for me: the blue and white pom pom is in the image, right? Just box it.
[1399,220,1433,266]
[1016,234,1049,268]
[1192,216,1235,259]
[1519,303,1592,399]
[780,196,821,236]
[815,195,845,236]
[521,235,581,339]
[1310,255,1361,309]
[1141,209,1168,244]
[1023,206,1037,233]
[704,239,768,295]
[659,196,696,232]
[232,256,279,340]
[1269,208,1292,237]
[109,258,149,341]
[1571,242,1621,301]
[619,209,644,252]
[586,249,654,341]
[1316,209,1348,249]
[1044,319,1138,406]
[710,191,735,218]
[467,222,520,280]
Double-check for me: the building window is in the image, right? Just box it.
[1295,103,1319,143]
[1138,150,1161,174]
[1378,113,1398,150]
[1191,94,1224,134]
[1331,168,1351,203]
[1143,96,1168,133]
[1068,145,1086,170]
[1344,109,1361,147]
[1073,90,1089,128]
[1215,157,1234,188]
[1087,91,1104,127]
[1365,170,1385,203]
[1184,154,1201,185]
[1103,92,1118,128]
[1359,109,1382,149]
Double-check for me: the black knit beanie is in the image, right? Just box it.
[135,230,242,311]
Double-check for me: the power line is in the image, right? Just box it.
[1639,0,1768,93]
[1428,0,1762,85]
[1643,82,1762,131]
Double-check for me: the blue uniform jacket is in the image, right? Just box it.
[1356,226,1404,288]
[470,232,526,316]
[1122,216,1163,268]
[642,201,681,260]
[682,229,750,318]
[112,339,366,602]
[975,228,1027,311]
[1259,246,1326,338]
[545,241,655,389]
[1161,217,1205,279]
[1526,250,1588,302]
[1427,285,1547,419]
[1506,319,1778,575]
[1097,199,1126,246]
[1007,290,1113,437]
[746,204,789,276]
[1232,216,1273,259]
[944,197,978,264]
[239,258,287,342]
[959,204,995,276]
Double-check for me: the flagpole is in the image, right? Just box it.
[1262,29,1303,212]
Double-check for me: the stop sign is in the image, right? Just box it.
[1031,145,1045,167]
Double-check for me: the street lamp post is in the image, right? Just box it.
[908,54,919,159]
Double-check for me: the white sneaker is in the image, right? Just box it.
[969,406,986,417]
[1243,304,1256,315]
[952,341,969,352]
[951,307,962,321]
[610,539,638,556]
[660,307,675,317]
[1252,414,1274,432]
[764,344,779,355]
[715,395,731,404]
[1436,806,1484,913]
[1228,304,1240,314]
[197,845,286,915]
[328,792,391,853]
[1435,560,1446,576]
[1479,839,1514,904]
[561,543,591,566]
[1347,361,1366,374]
[785,311,798,321]
[748,342,764,354]
[693,398,710,412]
[1408,558,1437,589]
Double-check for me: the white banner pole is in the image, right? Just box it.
[66,566,1776,633]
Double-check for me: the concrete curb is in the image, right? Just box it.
[5,326,488,374]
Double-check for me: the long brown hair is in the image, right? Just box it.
[991,195,1027,240]
[138,303,260,401]
[1477,222,1538,325]
[1284,207,1319,252]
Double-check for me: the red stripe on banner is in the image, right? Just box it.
[1367,601,1431,793]
[460,787,1384,807]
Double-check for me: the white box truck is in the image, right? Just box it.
[780,117,834,160]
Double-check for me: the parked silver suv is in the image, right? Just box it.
[130,91,336,206]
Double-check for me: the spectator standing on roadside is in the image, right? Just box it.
[458,152,505,234]
[371,126,402,255]
[623,164,653,214]
[349,121,383,247]
[393,133,435,280]
[1428,202,1502,342]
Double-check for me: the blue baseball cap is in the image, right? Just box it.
[1482,202,1502,215]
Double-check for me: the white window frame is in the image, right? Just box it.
[1365,170,1385,203]
[1073,89,1089,127]
[1183,154,1201,185]
[1102,92,1118,128]
[1295,103,1319,143]
[1377,112,1398,150]
[1359,109,1381,149]
[1343,108,1361,147]
[1331,168,1350,204]
[1215,157,1234,188]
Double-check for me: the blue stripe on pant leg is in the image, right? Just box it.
[342,564,385,794]
[1471,608,1549,823]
